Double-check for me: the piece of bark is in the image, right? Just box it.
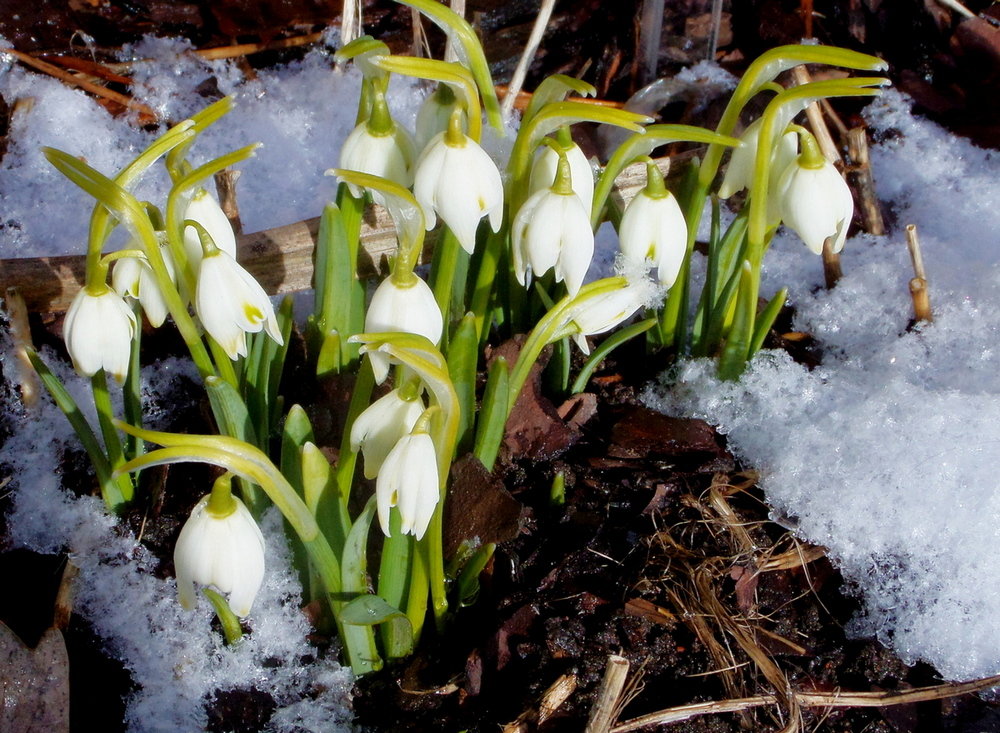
[443,454,523,560]
[608,405,723,459]
[0,201,408,314]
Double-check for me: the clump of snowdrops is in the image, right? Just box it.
[31,0,887,675]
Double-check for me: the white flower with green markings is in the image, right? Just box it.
[195,249,283,360]
[618,160,687,288]
[512,147,593,297]
[375,425,439,540]
[174,477,265,618]
[363,276,443,383]
[63,285,136,382]
[776,129,854,255]
[414,110,503,255]
[350,387,426,479]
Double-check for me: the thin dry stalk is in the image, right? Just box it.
[500,0,557,119]
[340,0,363,47]
[444,0,466,62]
[502,673,578,732]
[0,47,157,123]
[637,0,665,86]
[585,655,631,733]
[822,237,842,289]
[846,127,885,235]
[213,169,244,236]
[611,673,1000,731]
[707,0,725,61]
[791,66,840,165]
[195,32,326,62]
[905,224,933,322]
[3,287,40,408]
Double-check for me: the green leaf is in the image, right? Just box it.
[750,287,787,355]
[523,74,596,123]
[472,356,509,472]
[281,405,314,496]
[342,496,378,598]
[341,593,410,627]
[446,313,478,453]
[454,543,496,607]
[717,262,756,380]
[25,348,123,512]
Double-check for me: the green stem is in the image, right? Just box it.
[90,371,134,504]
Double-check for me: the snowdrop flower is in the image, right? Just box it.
[350,386,426,479]
[512,150,594,297]
[563,277,656,354]
[182,188,237,268]
[174,476,265,618]
[112,240,176,328]
[414,110,503,254]
[364,275,443,383]
[339,87,417,204]
[775,129,854,254]
[528,133,594,217]
[618,160,687,288]
[376,424,439,539]
[415,83,467,152]
[718,118,798,200]
[63,284,136,382]
[195,249,283,360]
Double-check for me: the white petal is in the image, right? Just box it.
[364,277,443,347]
[184,191,237,266]
[779,163,853,255]
[64,289,136,380]
[173,495,265,618]
[195,252,282,360]
[529,143,595,215]
[351,390,425,479]
[553,197,595,297]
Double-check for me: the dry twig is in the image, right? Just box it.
[585,655,631,733]
[905,224,933,323]
[611,673,1000,731]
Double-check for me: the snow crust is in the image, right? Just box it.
[646,88,1000,682]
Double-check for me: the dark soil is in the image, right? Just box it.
[3,1,1000,732]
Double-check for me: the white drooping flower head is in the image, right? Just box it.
[718,117,799,200]
[182,188,237,269]
[415,83,468,153]
[413,109,504,255]
[363,275,443,383]
[375,426,439,540]
[528,136,595,217]
[618,160,687,288]
[350,386,426,479]
[112,238,177,328]
[512,148,594,297]
[195,249,283,360]
[174,477,265,618]
[776,129,854,255]
[563,277,658,355]
[339,86,417,205]
[63,284,136,382]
